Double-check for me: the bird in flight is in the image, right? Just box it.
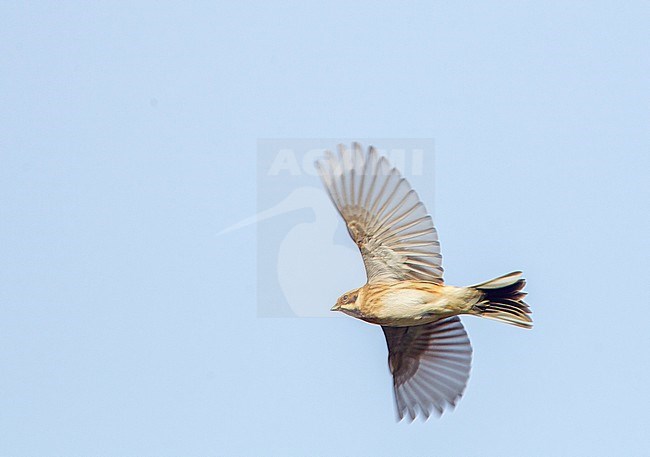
[315,143,532,421]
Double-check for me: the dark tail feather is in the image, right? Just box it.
[471,271,533,329]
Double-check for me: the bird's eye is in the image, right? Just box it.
[343,295,348,301]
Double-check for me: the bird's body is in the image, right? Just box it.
[338,281,480,327]
[316,144,533,420]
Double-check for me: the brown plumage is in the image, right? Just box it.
[316,144,533,421]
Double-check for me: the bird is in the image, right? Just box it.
[315,143,532,421]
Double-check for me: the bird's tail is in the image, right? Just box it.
[470,271,533,329]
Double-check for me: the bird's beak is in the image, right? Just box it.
[331,304,340,312]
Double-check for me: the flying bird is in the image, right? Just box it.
[315,144,532,421]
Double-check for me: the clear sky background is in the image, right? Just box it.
[2,2,649,456]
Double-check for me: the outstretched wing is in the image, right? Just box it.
[315,144,443,284]
[382,317,472,421]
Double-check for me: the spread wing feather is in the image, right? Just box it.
[382,317,472,420]
[315,143,443,284]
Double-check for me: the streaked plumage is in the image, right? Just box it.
[316,144,532,421]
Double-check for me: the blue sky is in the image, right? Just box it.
[1,2,649,456]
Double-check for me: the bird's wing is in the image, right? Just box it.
[382,317,472,421]
[315,144,443,284]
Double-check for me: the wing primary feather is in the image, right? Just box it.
[383,224,436,244]
[368,173,404,230]
[366,157,394,223]
[407,378,432,418]
[315,160,340,214]
[323,151,345,212]
[362,148,381,217]
[383,214,432,236]
[373,187,416,235]
[374,197,422,238]
[337,145,351,209]
[411,376,444,416]
[317,144,444,284]
[353,143,365,214]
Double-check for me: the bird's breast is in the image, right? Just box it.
[358,282,461,326]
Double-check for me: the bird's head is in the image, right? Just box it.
[331,288,361,315]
